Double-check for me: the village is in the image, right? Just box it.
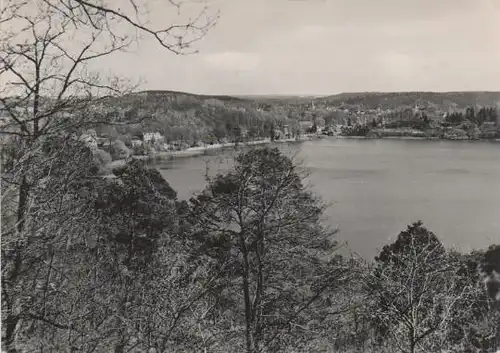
[2,95,499,168]
[75,98,500,164]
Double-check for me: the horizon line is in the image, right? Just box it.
[137,89,500,97]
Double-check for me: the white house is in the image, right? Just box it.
[282,125,290,137]
[79,130,98,150]
[131,139,143,147]
[143,132,163,143]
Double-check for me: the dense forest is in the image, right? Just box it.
[91,91,299,146]
[2,138,499,353]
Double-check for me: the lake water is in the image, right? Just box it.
[154,138,500,259]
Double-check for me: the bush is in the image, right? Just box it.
[384,118,430,131]
[340,124,370,136]
[442,128,469,140]
[93,149,112,175]
[132,143,153,156]
[480,245,500,303]
[116,134,133,148]
[110,140,131,160]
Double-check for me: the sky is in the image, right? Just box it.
[11,0,500,95]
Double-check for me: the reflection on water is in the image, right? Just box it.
[155,139,500,259]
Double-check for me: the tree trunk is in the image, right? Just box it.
[4,177,30,352]
[240,238,255,353]
[409,328,416,353]
[242,273,255,353]
[16,176,29,233]
[3,313,19,353]
[114,341,125,353]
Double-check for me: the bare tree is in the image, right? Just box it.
[1,2,218,351]
[0,0,218,140]
[439,249,500,352]
[365,222,479,353]
[1,0,218,240]
[1,147,227,352]
[188,147,350,353]
[1,136,107,352]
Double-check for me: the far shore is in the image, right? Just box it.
[335,135,500,142]
[104,134,500,173]
[106,135,317,171]
[135,135,316,160]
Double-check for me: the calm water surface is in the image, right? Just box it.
[155,139,500,259]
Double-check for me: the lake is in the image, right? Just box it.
[154,138,500,259]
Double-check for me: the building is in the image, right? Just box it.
[143,132,164,143]
[79,130,98,150]
[131,139,143,147]
[282,125,290,137]
[97,137,111,149]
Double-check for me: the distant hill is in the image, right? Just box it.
[229,91,500,109]
[90,90,500,144]
[134,90,249,103]
[314,91,500,110]
[235,94,323,102]
[101,90,500,110]
[91,90,281,143]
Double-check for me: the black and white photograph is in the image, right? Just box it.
[1,0,499,352]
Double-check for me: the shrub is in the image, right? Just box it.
[93,149,112,175]
[110,140,131,160]
[340,124,370,136]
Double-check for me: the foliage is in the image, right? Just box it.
[366,221,499,353]
[442,127,469,140]
[116,134,133,148]
[132,142,153,156]
[384,116,431,130]
[92,148,112,174]
[315,92,500,110]
[367,222,456,352]
[2,7,500,346]
[440,250,500,352]
[445,112,466,126]
[1,131,499,353]
[480,245,500,303]
[1,151,225,352]
[1,136,103,352]
[0,1,218,351]
[340,124,370,136]
[188,147,348,352]
[473,107,498,126]
[307,124,318,133]
[110,140,131,160]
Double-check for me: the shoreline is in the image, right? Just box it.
[333,135,500,142]
[102,134,499,176]
[106,136,317,171]
[133,135,315,161]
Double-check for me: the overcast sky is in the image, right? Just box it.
[97,0,500,95]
